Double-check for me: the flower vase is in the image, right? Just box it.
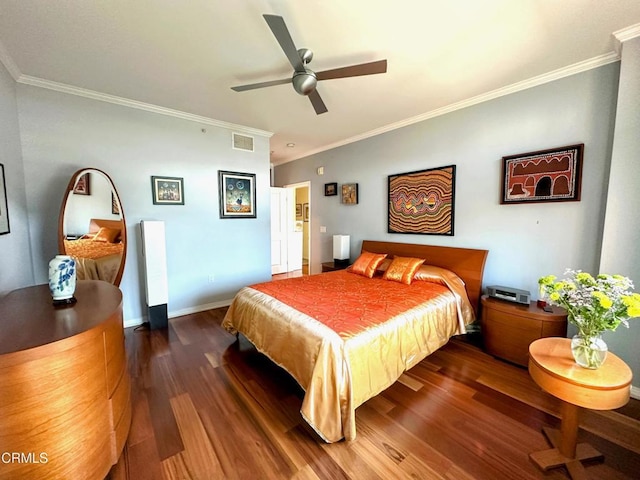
[570,334,607,369]
[48,255,77,306]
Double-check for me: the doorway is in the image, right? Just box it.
[270,181,311,277]
[290,182,310,275]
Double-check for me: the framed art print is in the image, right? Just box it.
[0,164,9,235]
[151,176,184,205]
[388,165,456,236]
[218,170,256,218]
[341,183,358,204]
[501,144,583,204]
[324,182,337,196]
[73,172,90,195]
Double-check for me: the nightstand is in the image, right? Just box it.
[321,261,350,273]
[481,295,567,367]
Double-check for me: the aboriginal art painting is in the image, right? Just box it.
[388,165,456,236]
[501,144,583,204]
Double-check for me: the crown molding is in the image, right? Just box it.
[613,23,640,54]
[0,39,21,81]
[16,75,273,138]
[281,52,621,164]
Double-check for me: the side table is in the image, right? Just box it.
[528,337,632,480]
[321,261,350,273]
[481,295,567,366]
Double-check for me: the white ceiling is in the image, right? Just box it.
[1,1,639,165]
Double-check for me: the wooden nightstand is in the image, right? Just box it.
[321,261,350,273]
[481,295,567,367]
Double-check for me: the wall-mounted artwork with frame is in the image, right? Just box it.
[324,182,337,196]
[73,173,90,195]
[218,170,256,218]
[388,165,456,236]
[111,192,120,215]
[303,203,309,222]
[151,176,184,205]
[0,164,10,235]
[296,203,303,219]
[341,183,358,204]
[500,144,583,204]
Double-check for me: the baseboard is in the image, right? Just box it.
[123,298,233,329]
[631,385,640,400]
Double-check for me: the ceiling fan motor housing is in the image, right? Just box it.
[293,70,317,96]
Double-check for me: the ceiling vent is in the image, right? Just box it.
[232,133,254,152]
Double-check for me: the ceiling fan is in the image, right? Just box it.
[231,14,387,115]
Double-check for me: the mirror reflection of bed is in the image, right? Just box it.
[63,218,125,283]
[58,168,127,286]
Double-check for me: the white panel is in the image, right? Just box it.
[140,220,168,306]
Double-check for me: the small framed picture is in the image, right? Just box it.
[151,176,184,205]
[0,164,9,235]
[303,203,310,222]
[218,170,256,218]
[296,203,303,219]
[341,183,358,205]
[324,182,337,196]
[73,173,90,195]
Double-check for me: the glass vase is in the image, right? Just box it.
[570,334,607,369]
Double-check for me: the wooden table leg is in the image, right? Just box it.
[529,401,604,480]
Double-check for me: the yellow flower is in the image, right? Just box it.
[576,272,596,285]
[592,291,613,309]
[549,292,560,301]
[623,293,640,317]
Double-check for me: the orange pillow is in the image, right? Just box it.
[382,256,426,285]
[92,227,120,243]
[350,251,388,278]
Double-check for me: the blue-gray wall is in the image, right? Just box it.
[2,74,272,324]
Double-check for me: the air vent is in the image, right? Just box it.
[232,133,254,152]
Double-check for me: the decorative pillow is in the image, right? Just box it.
[350,251,388,278]
[382,256,426,285]
[413,265,451,285]
[92,227,120,243]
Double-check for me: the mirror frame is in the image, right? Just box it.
[57,168,127,286]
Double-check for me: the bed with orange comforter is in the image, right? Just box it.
[222,240,488,443]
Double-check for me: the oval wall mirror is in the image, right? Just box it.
[57,168,127,286]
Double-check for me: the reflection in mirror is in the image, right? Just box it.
[58,168,127,286]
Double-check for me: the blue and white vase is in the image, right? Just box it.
[48,255,77,304]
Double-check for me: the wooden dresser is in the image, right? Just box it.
[0,280,131,480]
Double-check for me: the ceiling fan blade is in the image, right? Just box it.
[316,59,387,81]
[263,14,305,72]
[308,89,328,115]
[231,78,291,92]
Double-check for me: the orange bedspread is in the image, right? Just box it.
[63,238,123,260]
[222,268,475,443]
[63,239,123,283]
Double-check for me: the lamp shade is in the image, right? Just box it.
[333,235,350,263]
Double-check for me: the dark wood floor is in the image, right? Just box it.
[108,308,640,480]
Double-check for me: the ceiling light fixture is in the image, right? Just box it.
[286,143,295,148]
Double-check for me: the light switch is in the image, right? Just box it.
[317,167,324,175]
[320,226,327,233]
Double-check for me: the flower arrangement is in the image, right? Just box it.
[539,269,640,368]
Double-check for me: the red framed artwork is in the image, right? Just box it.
[501,144,583,204]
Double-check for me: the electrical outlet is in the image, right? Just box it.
[208,274,215,283]
[320,226,327,233]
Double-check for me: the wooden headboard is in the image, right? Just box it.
[361,240,489,316]
[89,218,125,242]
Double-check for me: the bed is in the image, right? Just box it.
[63,218,125,283]
[222,240,488,443]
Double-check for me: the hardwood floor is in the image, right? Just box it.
[108,308,640,480]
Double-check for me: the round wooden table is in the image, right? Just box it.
[528,337,632,480]
[0,280,131,480]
